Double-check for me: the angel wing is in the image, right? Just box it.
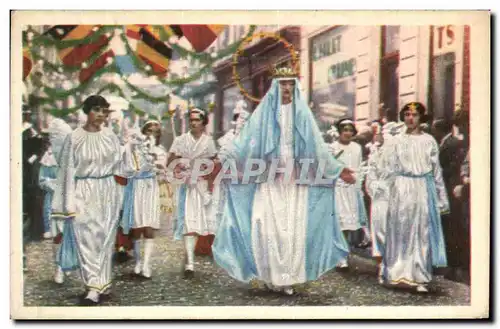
[46,118,73,162]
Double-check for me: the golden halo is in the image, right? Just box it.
[232,32,299,103]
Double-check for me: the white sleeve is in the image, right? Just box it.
[51,134,77,216]
[169,136,183,156]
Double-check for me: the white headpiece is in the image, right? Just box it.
[142,119,161,129]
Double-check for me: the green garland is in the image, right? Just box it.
[41,63,120,101]
[119,31,152,75]
[24,24,258,115]
[30,36,114,73]
[121,77,171,103]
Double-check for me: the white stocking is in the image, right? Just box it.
[184,235,198,271]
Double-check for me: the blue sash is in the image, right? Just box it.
[173,184,187,240]
[57,218,80,271]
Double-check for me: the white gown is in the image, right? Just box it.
[121,142,160,230]
[365,143,389,257]
[170,132,218,236]
[330,141,366,231]
[51,127,123,293]
[250,103,309,287]
[380,133,449,286]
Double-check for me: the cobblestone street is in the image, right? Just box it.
[23,224,471,307]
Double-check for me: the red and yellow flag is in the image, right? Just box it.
[168,25,226,52]
[126,25,173,77]
[45,25,110,67]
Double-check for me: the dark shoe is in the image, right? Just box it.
[115,251,132,264]
[79,297,100,306]
[444,268,458,281]
[100,293,112,302]
[183,269,194,279]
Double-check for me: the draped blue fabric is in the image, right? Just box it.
[39,165,58,233]
[305,186,349,281]
[120,171,155,235]
[217,79,345,183]
[213,78,349,283]
[356,189,369,227]
[173,184,187,240]
[424,173,448,267]
[57,218,80,271]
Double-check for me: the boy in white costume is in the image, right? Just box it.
[52,95,125,305]
[168,108,217,278]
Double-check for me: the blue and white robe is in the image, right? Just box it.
[212,79,349,287]
[379,132,449,286]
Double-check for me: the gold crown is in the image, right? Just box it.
[272,66,298,78]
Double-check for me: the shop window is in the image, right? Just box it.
[380,25,400,121]
[309,26,356,132]
[252,71,272,109]
[383,26,400,56]
[431,52,456,122]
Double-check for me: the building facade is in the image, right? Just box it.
[211,25,301,139]
[300,25,470,133]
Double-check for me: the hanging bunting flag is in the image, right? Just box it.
[126,25,173,77]
[23,48,32,80]
[125,24,147,40]
[45,25,110,67]
[79,49,115,83]
[109,29,137,76]
[168,25,226,52]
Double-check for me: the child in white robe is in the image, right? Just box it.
[329,119,369,268]
[120,121,161,279]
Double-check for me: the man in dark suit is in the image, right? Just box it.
[431,119,467,282]
[22,105,45,246]
[452,109,471,285]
